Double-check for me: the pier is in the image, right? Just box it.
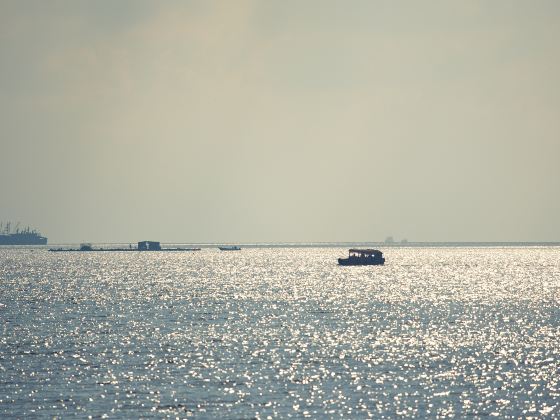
[49,241,201,252]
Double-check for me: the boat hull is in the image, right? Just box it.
[338,257,385,266]
[0,235,47,245]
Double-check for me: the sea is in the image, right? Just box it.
[1,245,559,418]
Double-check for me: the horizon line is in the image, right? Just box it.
[40,240,560,247]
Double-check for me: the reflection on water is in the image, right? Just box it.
[1,247,559,417]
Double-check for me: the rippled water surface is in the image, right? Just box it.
[1,247,559,418]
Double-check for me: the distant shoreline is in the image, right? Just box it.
[3,241,559,249]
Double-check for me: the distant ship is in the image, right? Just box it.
[219,246,241,251]
[0,222,47,245]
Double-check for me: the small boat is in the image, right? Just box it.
[338,249,385,266]
[219,246,241,251]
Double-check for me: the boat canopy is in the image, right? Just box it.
[349,249,383,256]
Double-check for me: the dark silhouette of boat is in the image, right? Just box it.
[338,249,385,266]
[0,222,47,245]
[219,246,241,251]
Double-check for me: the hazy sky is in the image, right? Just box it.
[1,1,559,243]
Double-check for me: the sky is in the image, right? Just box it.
[1,0,559,243]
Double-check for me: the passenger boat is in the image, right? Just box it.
[338,249,385,266]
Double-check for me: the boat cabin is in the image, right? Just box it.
[348,249,382,258]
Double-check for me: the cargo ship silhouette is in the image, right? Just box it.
[0,222,47,245]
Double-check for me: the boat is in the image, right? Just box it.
[219,246,241,251]
[0,222,47,245]
[338,249,385,266]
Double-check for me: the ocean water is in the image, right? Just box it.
[1,246,559,418]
